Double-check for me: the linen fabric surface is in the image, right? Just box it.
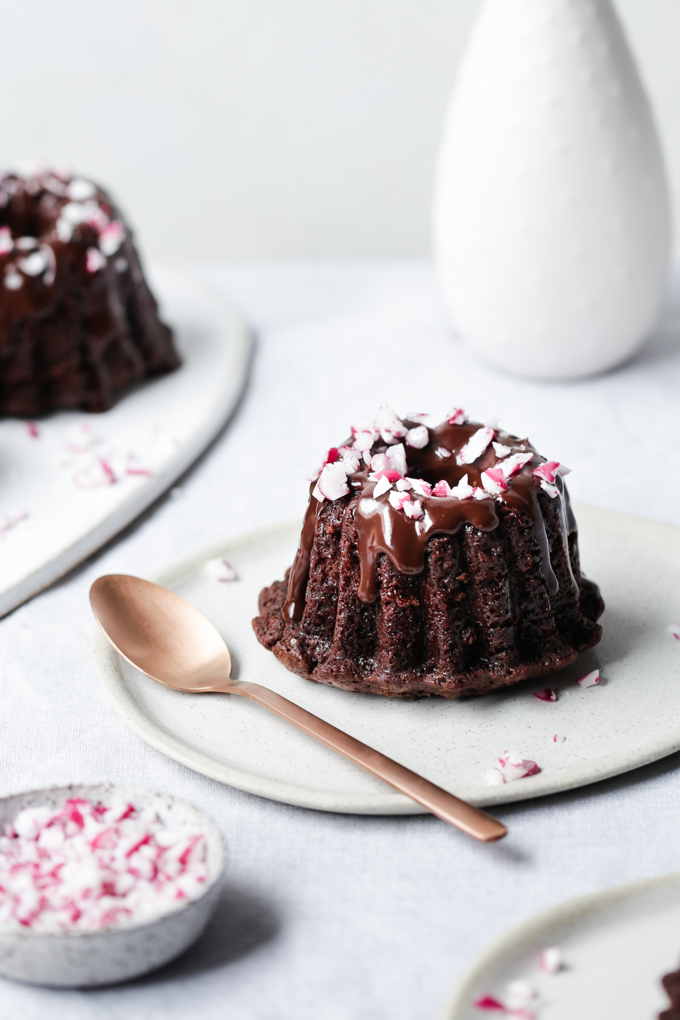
[1,263,679,1020]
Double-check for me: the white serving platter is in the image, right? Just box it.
[93,504,680,814]
[444,873,680,1019]
[0,265,251,617]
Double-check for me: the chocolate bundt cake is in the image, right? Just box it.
[660,965,680,1019]
[253,407,604,698]
[0,166,179,416]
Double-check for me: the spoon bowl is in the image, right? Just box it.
[91,574,232,692]
[91,574,507,843]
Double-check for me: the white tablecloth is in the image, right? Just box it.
[1,262,679,1020]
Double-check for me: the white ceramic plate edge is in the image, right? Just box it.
[93,503,680,815]
[0,266,252,619]
[442,872,679,1019]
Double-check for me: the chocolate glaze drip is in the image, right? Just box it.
[284,420,578,621]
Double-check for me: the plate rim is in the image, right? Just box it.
[92,503,680,815]
[442,871,680,1019]
[1,264,252,618]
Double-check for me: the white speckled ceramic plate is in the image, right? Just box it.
[0,265,251,617]
[444,873,680,1019]
[93,504,680,814]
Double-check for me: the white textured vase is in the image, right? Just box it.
[433,0,670,379]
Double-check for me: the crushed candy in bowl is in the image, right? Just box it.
[0,794,213,934]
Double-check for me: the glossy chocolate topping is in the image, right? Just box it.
[284,416,577,622]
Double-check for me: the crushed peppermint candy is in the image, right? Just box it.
[402,498,424,520]
[539,946,563,974]
[86,247,107,274]
[313,462,351,502]
[452,475,475,499]
[431,479,452,498]
[481,467,508,496]
[0,226,12,256]
[485,750,541,786]
[532,687,557,702]
[0,797,210,933]
[406,425,429,449]
[458,427,494,465]
[577,669,600,688]
[204,558,237,582]
[408,477,432,499]
[446,407,467,425]
[62,425,178,489]
[501,452,534,478]
[373,474,393,498]
[667,624,680,641]
[26,421,39,439]
[473,979,538,1017]
[473,994,507,1011]
[532,461,561,484]
[553,733,566,743]
[539,480,559,499]
[307,409,570,527]
[0,509,29,536]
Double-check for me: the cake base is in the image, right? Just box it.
[253,495,604,699]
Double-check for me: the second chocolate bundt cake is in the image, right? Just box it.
[0,166,179,416]
[660,964,680,1019]
[253,407,604,698]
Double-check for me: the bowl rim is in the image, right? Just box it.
[0,781,226,941]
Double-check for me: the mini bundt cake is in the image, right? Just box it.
[253,406,604,698]
[660,965,680,1019]
[0,166,179,416]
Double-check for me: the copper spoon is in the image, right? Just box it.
[90,574,507,843]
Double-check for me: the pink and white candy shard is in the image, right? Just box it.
[446,407,467,425]
[431,479,452,498]
[0,797,209,933]
[472,994,506,1011]
[492,441,510,458]
[372,474,392,498]
[457,426,494,465]
[506,979,538,1013]
[577,669,600,688]
[667,624,680,641]
[406,425,429,449]
[62,427,178,490]
[539,946,563,974]
[313,461,350,502]
[485,750,541,785]
[375,404,407,444]
[204,558,237,582]
[26,420,39,438]
[451,474,474,500]
[402,498,424,520]
[539,480,559,499]
[553,733,566,743]
[481,468,508,495]
[472,979,538,1018]
[0,509,29,535]
[408,477,432,499]
[532,687,557,702]
[532,461,561,484]
[388,490,409,512]
[434,446,452,458]
[501,452,534,478]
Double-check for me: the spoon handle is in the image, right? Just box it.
[227,680,506,842]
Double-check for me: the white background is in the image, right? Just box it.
[1,0,678,261]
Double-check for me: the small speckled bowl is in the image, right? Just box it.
[0,783,225,987]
